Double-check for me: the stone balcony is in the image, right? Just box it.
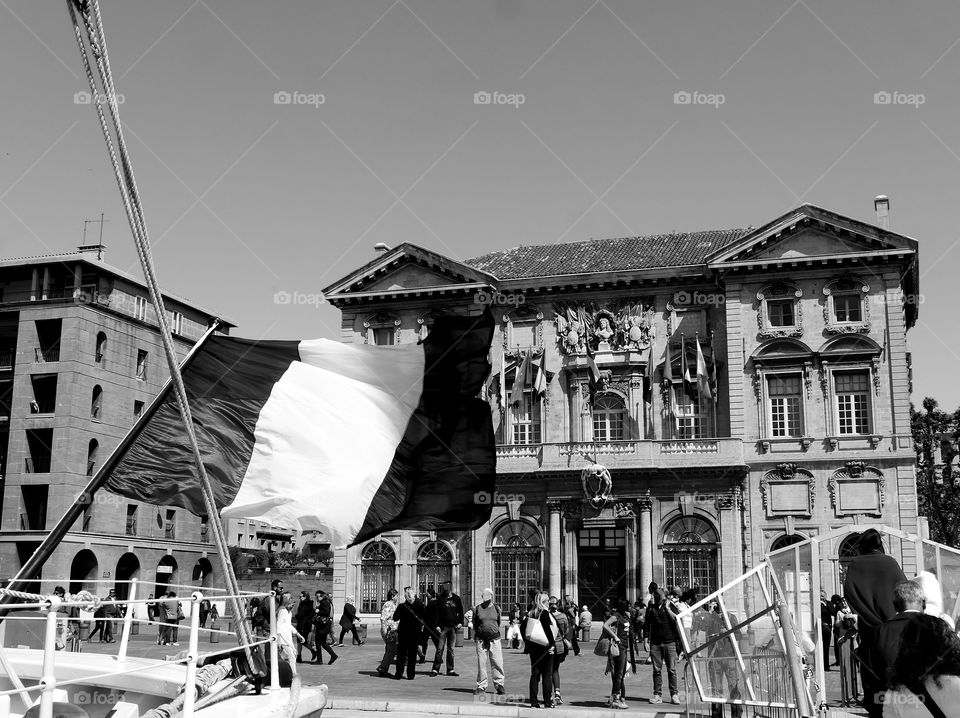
[495,438,746,475]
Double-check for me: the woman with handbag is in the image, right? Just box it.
[549,597,572,705]
[520,592,558,709]
[601,598,632,710]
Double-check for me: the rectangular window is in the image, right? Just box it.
[134,296,147,322]
[835,370,871,435]
[25,428,53,473]
[237,533,243,544]
[134,400,144,418]
[767,299,796,327]
[126,505,138,536]
[200,515,210,542]
[165,509,176,539]
[372,327,394,346]
[673,386,709,439]
[578,529,602,547]
[30,375,57,414]
[34,319,62,362]
[767,374,804,438]
[833,294,863,323]
[136,350,148,381]
[170,311,184,335]
[20,485,48,530]
[511,390,541,445]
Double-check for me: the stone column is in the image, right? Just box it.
[548,501,562,598]
[638,494,654,595]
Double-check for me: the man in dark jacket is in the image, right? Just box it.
[393,587,425,680]
[311,590,339,665]
[295,591,317,663]
[643,589,680,705]
[842,528,906,718]
[872,581,926,703]
[430,581,464,677]
[420,588,439,664]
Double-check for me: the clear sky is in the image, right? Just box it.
[2,1,959,409]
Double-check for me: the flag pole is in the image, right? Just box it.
[709,331,717,436]
[0,320,221,613]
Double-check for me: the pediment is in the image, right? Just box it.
[708,204,918,268]
[362,263,463,292]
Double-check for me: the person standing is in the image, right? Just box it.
[563,596,581,656]
[154,594,170,645]
[579,604,593,642]
[882,613,960,718]
[392,587,424,680]
[102,588,118,643]
[507,602,524,649]
[549,596,571,705]
[295,591,317,663]
[820,591,837,671]
[420,588,439,664]
[199,598,211,629]
[872,581,927,691]
[842,528,906,718]
[167,591,183,646]
[472,588,505,696]
[602,598,632,710]
[644,588,680,705]
[430,581,464,677]
[276,593,304,674]
[337,596,364,646]
[520,592,557,709]
[377,589,400,677]
[311,590,339,665]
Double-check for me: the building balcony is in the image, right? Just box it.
[495,437,745,475]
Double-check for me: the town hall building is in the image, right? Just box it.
[322,201,920,617]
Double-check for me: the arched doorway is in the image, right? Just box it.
[492,520,543,607]
[69,549,98,594]
[115,552,140,600]
[661,516,719,596]
[360,541,396,613]
[155,555,178,596]
[416,541,453,597]
[837,532,864,589]
[192,557,214,588]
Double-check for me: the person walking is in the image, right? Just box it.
[430,581,464,677]
[549,596,571,705]
[276,592,304,674]
[563,596,581,656]
[295,591,317,664]
[872,581,927,691]
[337,596,364,646]
[311,590,339,665]
[392,587,424,680]
[883,613,960,718]
[644,588,680,705]
[520,592,557,709]
[472,588,506,696]
[602,598,633,709]
[420,588,439,664]
[377,589,399,677]
[198,598,211,629]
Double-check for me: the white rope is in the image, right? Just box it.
[65,0,255,662]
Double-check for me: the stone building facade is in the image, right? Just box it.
[0,248,232,599]
[323,202,921,616]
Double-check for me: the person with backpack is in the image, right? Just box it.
[643,588,680,705]
[520,592,558,709]
[472,588,505,696]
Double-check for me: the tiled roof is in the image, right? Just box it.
[465,228,750,280]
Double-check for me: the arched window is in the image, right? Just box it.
[491,521,542,607]
[662,516,719,596]
[86,439,99,476]
[771,534,805,552]
[837,532,865,589]
[95,332,107,364]
[593,394,626,441]
[416,541,452,596]
[360,541,396,613]
[91,385,103,419]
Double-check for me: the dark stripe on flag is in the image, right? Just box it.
[352,311,497,545]
[104,335,300,513]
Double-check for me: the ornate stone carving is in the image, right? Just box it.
[581,462,613,509]
[828,462,885,517]
[803,361,813,399]
[363,312,401,344]
[546,499,564,513]
[823,275,871,334]
[554,299,655,355]
[561,500,583,521]
[871,357,881,395]
[637,494,653,512]
[613,501,636,519]
[502,305,544,352]
[756,281,803,339]
[752,367,763,399]
[715,491,737,511]
[759,464,815,517]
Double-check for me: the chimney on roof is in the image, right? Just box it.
[373,243,391,255]
[76,244,106,261]
[874,195,890,230]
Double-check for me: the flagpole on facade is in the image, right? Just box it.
[0,320,222,613]
[709,331,718,436]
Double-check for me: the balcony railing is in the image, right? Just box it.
[0,349,13,370]
[34,346,60,362]
[0,283,111,306]
[495,437,745,473]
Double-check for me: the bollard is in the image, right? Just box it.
[209,622,220,644]
[582,626,591,642]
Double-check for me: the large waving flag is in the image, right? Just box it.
[103,311,496,547]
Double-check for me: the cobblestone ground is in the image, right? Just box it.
[76,627,859,714]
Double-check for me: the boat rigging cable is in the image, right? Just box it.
[63,0,259,667]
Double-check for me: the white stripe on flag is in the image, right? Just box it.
[221,340,425,547]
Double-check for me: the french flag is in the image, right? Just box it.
[104,311,497,547]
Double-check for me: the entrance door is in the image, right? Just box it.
[578,553,625,617]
